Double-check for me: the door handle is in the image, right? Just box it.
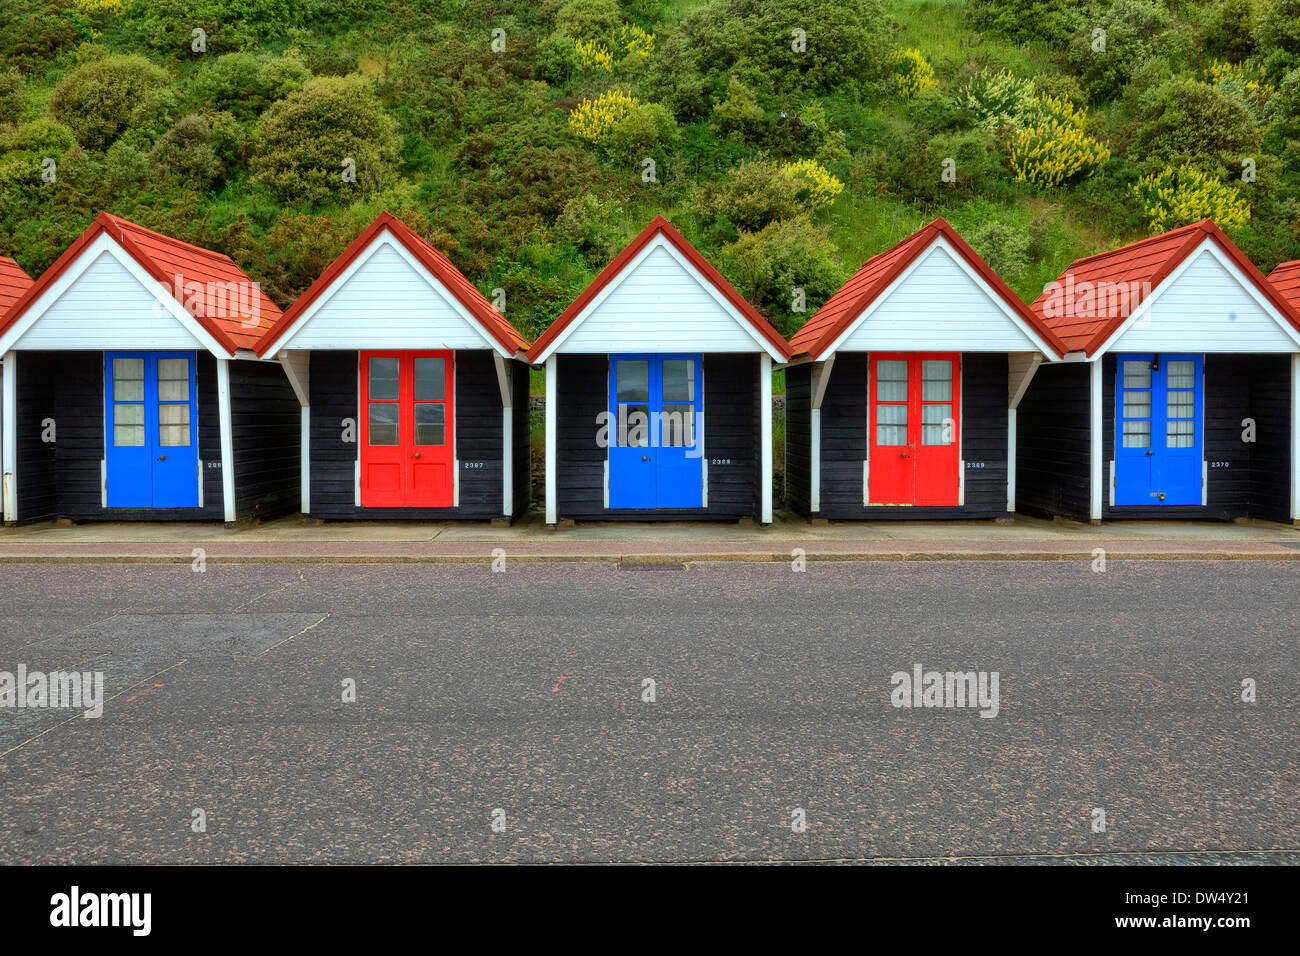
[414,452,421,458]
[1146,450,1153,456]
[1158,492,1165,501]
[641,455,650,461]
[157,455,166,461]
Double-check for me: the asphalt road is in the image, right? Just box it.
[0,559,1296,864]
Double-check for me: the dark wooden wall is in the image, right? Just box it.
[784,364,812,516]
[554,352,760,520]
[230,359,300,521]
[1015,361,1092,521]
[308,349,523,519]
[809,352,1010,519]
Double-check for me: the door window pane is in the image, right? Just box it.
[1122,420,1150,448]
[368,403,398,445]
[1167,420,1194,448]
[875,360,908,402]
[660,404,696,447]
[158,403,191,447]
[921,360,952,401]
[113,403,145,446]
[618,405,650,447]
[921,403,953,445]
[1122,392,1151,420]
[414,403,445,446]
[113,358,144,401]
[616,361,649,403]
[1167,389,1194,418]
[662,360,695,403]
[368,357,399,400]
[1122,360,1151,388]
[876,402,907,445]
[1166,360,1195,390]
[157,358,190,401]
[413,357,445,401]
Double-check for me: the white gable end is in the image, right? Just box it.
[835,242,1042,353]
[11,246,206,351]
[280,236,496,352]
[1108,243,1300,353]
[549,239,774,355]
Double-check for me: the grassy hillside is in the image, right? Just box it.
[2,0,1299,344]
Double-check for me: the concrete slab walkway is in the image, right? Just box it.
[1,511,1298,563]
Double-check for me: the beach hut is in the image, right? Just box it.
[254,212,531,521]
[0,213,297,525]
[527,216,790,525]
[784,218,1064,518]
[1017,220,1300,522]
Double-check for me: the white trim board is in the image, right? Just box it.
[821,238,1059,359]
[532,234,786,363]
[0,233,229,357]
[264,229,515,359]
[1088,239,1300,358]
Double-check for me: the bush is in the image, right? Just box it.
[604,102,679,166]
[553,0,621,42]
[1204,60,1276,123]
[963,69,1037,139]
[710,76,767,143]
[536,32,579,85]
[568,89,639,144]
[696,159,802,231]
[781,158,843,208]
[0,71,24,126]
[673,0,890,100]
[719,215,842,338]
[891,48,935,98]
[1254,0,1300,80]
[1066,0,1174,101]
[967,220,1031,283]
[889,129,1003,202]
[1129,163,1252,232]
[1198,0,1258,62]
[147,114,224,189]
[49,54,171,151]
[251,76,399,205]
[966,0,1086,45]
[1128,78,1261,170]
[553,191,624,265]
[1009,96,1111,188]
[188,52,311,121]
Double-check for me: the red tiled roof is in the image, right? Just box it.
[1031,220,1300,355]
[1267,259,1300,310]
[0,257,32,318]
[526,215,791,363]
[257,212,529,357]
[0,213,280,354]
[788,218,1064,359]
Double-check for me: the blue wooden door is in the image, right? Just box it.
[608,355,703,509]
[105,352,199,508]
[1115,353,1202,506]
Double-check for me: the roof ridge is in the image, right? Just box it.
[101,213,238,267]
[1061,221,1210,270]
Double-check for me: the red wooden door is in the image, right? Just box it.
[360,351,454,507]
[868,353,960,506]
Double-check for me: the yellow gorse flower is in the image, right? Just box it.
[891,48,935,98]
[1129,163,1250,233]
[619,24,655,60]
[781,158,844,207]
[1009,95,1110,188]
[576,39,614,72]
[73,0,124,12]
[568,89,640,143]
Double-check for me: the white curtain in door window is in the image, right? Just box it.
[921,360,952,401]
[876,403,907,445]
[1166,360,1195,390]
[1123,360,1151,388]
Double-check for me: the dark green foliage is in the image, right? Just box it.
[1197,0,1258,62]
[718,215,843,337]
[966,0,1088,46]
[49,54,171,152]
[1066,0,1177,101]
[1128,78,1261,171]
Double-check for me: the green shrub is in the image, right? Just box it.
[553,191,624,265]
[1198,0,1258,62]
[251,76,398,205]
[719,215,842,339]
[963,69,1037,139]
[696,159,803,231]
[148,114,224,189]
[1066,0,1175,101]
[966,0,1086,45]
[1128,78,1261,170]
[188,52,311,121]
[710,76,767,143]
[1254,0,1300,80]
[1010,96,1110,188]
[1129,162,1252,232]
[890,129,1004,201]
[0,71,24,126]
[536,32,578,85]
[553,0,621,42]
[604,101,679,167]
[967,220,1031,283]
[49,54,171,151]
